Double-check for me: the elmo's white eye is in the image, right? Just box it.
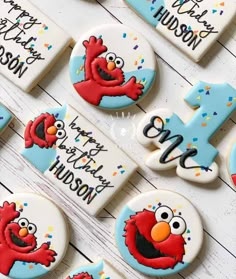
[106,52,116,62]
[18,218,29,228]
[27,223,37,234]
[155,206,173,223]
[170,217,186,235]
[115,57,124,68]
[54,120,64,130]
[56,129,66,139]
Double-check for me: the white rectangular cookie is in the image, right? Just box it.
[21,104,138,216]
[0,0,72,91]
[125,0,236,62]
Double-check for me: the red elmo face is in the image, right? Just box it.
[4,218,37,253]
[91,52,125,87]
[24,113,66,148]
[67,272,93,279]
[124,206,186,269]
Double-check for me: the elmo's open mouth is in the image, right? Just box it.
[135,226,177,260]
[10,230,30,247]
[97,65,116,81]
[35,121,45,140]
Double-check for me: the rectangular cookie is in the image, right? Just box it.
[21,104,138,216]
[125,0,236,62]
[0,0,72,91]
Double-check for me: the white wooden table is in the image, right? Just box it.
[0,1,236,278]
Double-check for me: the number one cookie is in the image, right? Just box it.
[137,81,236,183]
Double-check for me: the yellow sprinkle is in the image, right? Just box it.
[48,226,54,232]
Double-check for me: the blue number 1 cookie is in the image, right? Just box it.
[137,81,236,183]
[115,190,203,277]
[70,24,156,110]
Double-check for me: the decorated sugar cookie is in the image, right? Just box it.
[21,105,137,216]
[70,24,156,109]
[0,0,71,92]
[66,259,124,279]
[125,0,236,62]
[0,104,13,134]
[0,193,69,279]
[229,143,236,187]
[137,81,236,183]
[115,190,203,277]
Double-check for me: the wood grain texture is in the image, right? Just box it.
[0,0,235,278]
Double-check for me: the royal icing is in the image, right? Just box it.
[115,190,203,277]
[70,24,156,109]
[125,0,236,62]
[0,193,69,279]
[0,0,72,92]
[0,103,13,133]
[65,259,124,279]
[229,143,236,187]
[137,81,236,183]
[21,104,137,216]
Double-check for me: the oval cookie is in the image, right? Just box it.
[70,24,156,110]
[115,190,203,277]
[0,193,69,279]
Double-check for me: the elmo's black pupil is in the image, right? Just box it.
[109,57,113,60]
[161,212,168,219]
[173,222,180,229]
[28,226,32,230]
[21,222,25,226]
[117,61,120,64]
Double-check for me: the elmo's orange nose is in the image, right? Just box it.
[19,227,28,237]
[47,126,57,135]
[151,222,171,242]
[107,61,116,71]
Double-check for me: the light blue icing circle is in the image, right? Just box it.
[9,261,48,279]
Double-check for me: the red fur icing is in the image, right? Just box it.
[73,36,144,106]
[66,272,93,279]
[124,210,185,269]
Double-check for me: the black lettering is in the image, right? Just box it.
[83,188,97,205]
[77,184,89,197]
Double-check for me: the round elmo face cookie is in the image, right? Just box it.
[0,193,69,279]
[115,190,203,277]
[70,24,156,110]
